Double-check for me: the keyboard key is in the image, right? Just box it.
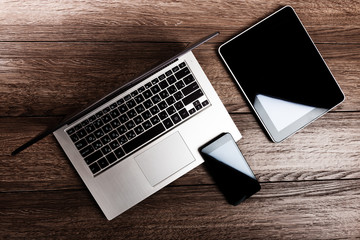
[150,116,160,125]
[151,78,159,85]
[182,82,199,96]
[141,110,151,120]
[166,106,176,115]
[67,128,75,135]
[158,101,167,110]
[126,130,136,140]
[183,74,195,85]
[92,140,103,150]
[171,113,181,124]
[165,70,172,76]
[202,100,209,107]
[159,80,169,90]
[85,124,95,133]
[89,162,100,174]
[159,90,169,99]
[172,66,180,72]
[119,114,129,123]
[102,124,112,133]
[116,98,124,105]
[124,94,131,101]
[118,136,128,145]
[118,104,128,113]
[179,108,190,119]
[117,125,127,134]
[193,100,201,107]
[166,96,175,105]
[98,158,109,169]
[167,85,177,94]
[127,99,136,108]
[179,62,186,68]
[143,99,153,109]
[110,102,117,109]
[109,130,119,139]
[123,123,166,154]
[103,107,110,114]
[195,104,203,110]
[189,108,196,114]
[131,90,138,97]
[110,119,121,128]
[93,119,104,128]
[174,101,184,110]
[75,139,87,150]
[70,134,79,143]
[135,104,145,114]
[74,123,82,131]
[175,80,185,90]
[89,115,96,122]
[158,74,166,80]
[95,111,103,118]
[85,134,96,143]
[80,145,95,158]
[134,115,143,125]
[81,119,89,127]
[159,111,168,120]
[139,85,146,92]
[110,109,120,118]
[134,94,144,104]
[127,109,137,118]
[125,120,135,130]
[174,91,184,100]
[101,145,112,155]
[94,129,104,138]
[182,89,204,106]
[167,75,176,84]
[134,125,144,135]
[163,118,174,129]
[109,140,120,150]
[100,135,111,144]
[151,94,161,104]
[150,106,159,115]
[77,128,86,138]
[143,90,152,99]
[175,67,190,80]
[145,82,152,89]
[150,85,160,94]
[106,152,117,163]
[142,120,152,130]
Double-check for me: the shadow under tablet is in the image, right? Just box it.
[199,133,261,206]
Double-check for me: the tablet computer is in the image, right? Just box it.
[218,6,345,142]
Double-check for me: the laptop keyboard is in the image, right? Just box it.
[66,61,210,175]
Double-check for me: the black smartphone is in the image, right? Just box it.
[199,133,261,205]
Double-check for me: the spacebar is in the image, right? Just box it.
[122,123,166,154]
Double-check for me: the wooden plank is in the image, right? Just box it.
[1,180,360,239]
[2,112,359,192]
[0,43,358,116]
[0,0,359,43]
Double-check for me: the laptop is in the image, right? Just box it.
[14,32,241,220]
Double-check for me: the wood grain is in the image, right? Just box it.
[1,43,359,116]
[1,180,360,239]
[0,0,359,43]
[1,0,359,239]
[2,112,359,192]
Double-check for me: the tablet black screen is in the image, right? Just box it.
[219,6,344,142]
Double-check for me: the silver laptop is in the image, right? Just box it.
[49,32,241,220]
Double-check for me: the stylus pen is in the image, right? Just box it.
[11,127,57,156]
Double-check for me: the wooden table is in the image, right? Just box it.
[1,1,359,239]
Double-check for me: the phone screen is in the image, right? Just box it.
[199,133,260,205]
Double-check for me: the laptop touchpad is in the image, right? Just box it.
[135,132,195,187]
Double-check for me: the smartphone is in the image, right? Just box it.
[199,133,261,205]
